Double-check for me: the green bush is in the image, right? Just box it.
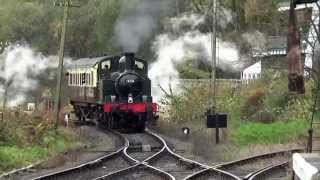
[241,89,265,119]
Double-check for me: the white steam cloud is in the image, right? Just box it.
[114,0,170,52]
[149,14,240,102]
[242,31,267,52]
[0,45,58,107]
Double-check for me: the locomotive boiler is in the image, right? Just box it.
[66,53,157,132]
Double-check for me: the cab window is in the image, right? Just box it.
[134,61,144,71]
[101,60,111,71]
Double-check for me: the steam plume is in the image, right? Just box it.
[149,14,240,102]
[0,45,58,107]
[114,0,171,52]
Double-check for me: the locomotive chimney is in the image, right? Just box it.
[123,52,135,69]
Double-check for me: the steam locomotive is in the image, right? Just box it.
[66,53,157,132]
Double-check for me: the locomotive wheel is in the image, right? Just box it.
[137,121,145,132]
[109,116,115,129]
[136,115,146,132]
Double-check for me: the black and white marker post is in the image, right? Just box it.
[206,0,228,144]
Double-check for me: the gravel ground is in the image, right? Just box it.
[149,127,211,166]
[47,154,131,180]
[150,151,204,180]
[255,164,292,180]
[107,167,166,180]
[122,133,163,161]
[220,155,290,177]
[190,171,229,180]
[3,125,122,180]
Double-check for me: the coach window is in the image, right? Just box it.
[87,73,91,86]
[85,73,87,85]
[70,73,72,85]
[84,73,87,85]
[71,73,73,85]
[91,72,94,85]
[77,73,79,85]
[72,73,74,85]
[73,74,75,85]
[73,73,75,85]
[87,73,90,86]
[82,73,84,85]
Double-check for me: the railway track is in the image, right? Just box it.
[3,126,303,180]
[0,126,124,180]
[93,129,214,180]
[185,148,303,180]
[248,161,290,180]
[24,127,238,180]
[94,129,243,180]
[29,128,135,180]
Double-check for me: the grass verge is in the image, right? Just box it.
[0,128,77,173]
[231,120,308,146]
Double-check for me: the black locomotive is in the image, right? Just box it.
[66,53,157,131]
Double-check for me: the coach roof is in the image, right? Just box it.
[67,56,114,68]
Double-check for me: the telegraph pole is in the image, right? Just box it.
[54,0,79,130]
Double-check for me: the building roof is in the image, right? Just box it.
[242,61,261,74]
[267,36,287,50]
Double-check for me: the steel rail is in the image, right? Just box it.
[145,129,211,169]
[247,161,290,180]
[184,148,302,180]
[93,163,176,180]
[145,129,241,180]
[30,128,135,180]
[184,168,242,180]
[92,129,173,180]
[215,148,303,169]
[94,129,228,180]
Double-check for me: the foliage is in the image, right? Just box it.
[241,89,265,119]
[0,112,53,146]
[0,0,290,58]
[0,128,76,172]
[0,111,77,172]
[161,71,313,146]
[161,83,209,124]
[176,61,210,79]
[160,79,241,124]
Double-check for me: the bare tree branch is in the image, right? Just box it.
[310,18,320,42]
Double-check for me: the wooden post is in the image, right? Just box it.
[287,0,305,94]
[211,0,219,144]
[53,0,80,130]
